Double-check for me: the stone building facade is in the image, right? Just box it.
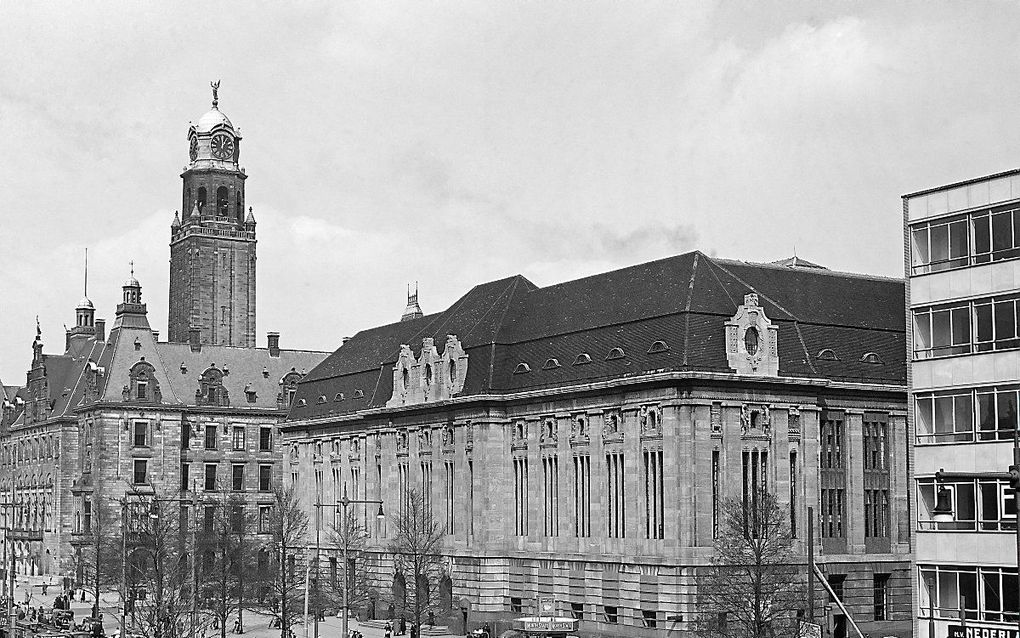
[283,252,913,638]
[0,87,327,585]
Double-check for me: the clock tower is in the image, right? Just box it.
[168,82,257,347]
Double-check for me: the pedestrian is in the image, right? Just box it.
[385,621,392,638]
[428,611,435,627]
[42,583,47,596]
[80,588,86,603]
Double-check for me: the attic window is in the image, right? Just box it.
[860,352,884,365]
[317,396,327,405]
[647,340,669,354]
[542,358,561,370]
[353,389,365,399]
[134,338,142,351]
[297,398,307,407]
[513,363,532,375]
[334,393,345,402]
[606,347,625,361]
[180,363,188,375]
[244,385,257,403]
[573,353,592,366]
[816,348,839,361]
[262,366,270,379]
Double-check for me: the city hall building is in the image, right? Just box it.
[907,170,1020,637]
[0,87,326,581]
[283,252,912,637]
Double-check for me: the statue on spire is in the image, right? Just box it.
[210,80,221,108]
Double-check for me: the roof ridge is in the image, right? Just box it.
[711,256,901,283]
[705,257,800,322]
[681,252,700,368]
[455,276,529,345]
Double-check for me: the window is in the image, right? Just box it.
[606,451,625,538]
[216,186,229,216]
[420,461,432,514]
[232,464,245,491]
[136,380,148,399]
[205,464,217,491]
[863,413,891,539]
[232,426,245,451]
[259,465,272,492]
[874,573,890,621]
[133,460,148,485]
[919,565,1018,623]
[828,574,846,603]
[444,461,454,532]
[83,501,92,534]
[569,602,583,621]
[510,598,522,614]
[513,456,528,535]
[789,451,798,538]
[917,477,1016,532]
[641,610,657,628]
[712,450,720,538]
[910,214,969,273]
[133,421,148,447]
[259,427,272,451]
[181,421,192,450]
[181,463,190,492]
[644,448,664,539]
[973,206,1020,264]
[820,412,846,539]
[913,303,971,358]
[259,505,272,534]
[573,454,591,537]
[975,296,1020,352]
[230,505,244,532]
[603,606,618,624]
[916,385,1020,444]
[543,456,559,536]
[205,425,217,450]
[204,506,215,533]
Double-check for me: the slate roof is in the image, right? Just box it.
[288,251,906,422]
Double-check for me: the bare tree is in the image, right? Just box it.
[196,493,254,638]
[390,489,446,633]
[696,489,805,638]
[323,507,373,618]
[252,485,309,638]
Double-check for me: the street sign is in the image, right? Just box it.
[798,620,822,638]
[948,625,1018,638]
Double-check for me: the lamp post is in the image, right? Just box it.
[933,427,1020,633]
[313,486,384,638]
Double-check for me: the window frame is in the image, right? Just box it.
[232,426,246,451]
[133,459,148,485]
[204,463,218,491]
[132,420,148,448]
[204,425,217,450]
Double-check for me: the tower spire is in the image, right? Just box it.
[210,80,220,109]
[84,248,88,298]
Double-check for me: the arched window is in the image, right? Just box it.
[424,364,433,386]
[197,187,207,211]
[449,360,457,385]
[216,186,229,216]
[402,367,409,391]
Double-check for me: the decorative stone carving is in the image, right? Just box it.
[602,410,624,443]
[640,405,662,438]
[465,421,474,452]
[539,417,557,446]
[387,335,469,408]
[419,429,433,451]
[724,292,780,376]
[441,423,455,448]
[740,404,772,439]
[511,420,528,450]
[570,414,589,445]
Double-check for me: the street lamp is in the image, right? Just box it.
[312,486,384,638]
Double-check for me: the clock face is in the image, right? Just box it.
[210,134,234,160]
[189,137,198,161]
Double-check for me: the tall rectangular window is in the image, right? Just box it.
[468,459,474,537]
[513,456,529,536]
[712,450,720,539]
[133,459,147,484]
[204,506,215,533]
[820,411,846,539]
[259,427,272,451]
[398,462,409,518]
[232,426,246,451]
[873,573,890,620]
[421,461,433,514]
[643,448,664,539]
[573,454,591,537]
[205,425,217,450]
[789,451,797,537]
[543,455,559,536]
[205,464,218,491]
[444,461,455,532]
[259,464,272,491]
[83,501,92,533]
[181,463,190,492]
[863,413,891,539]
[315,469,324,530]
[606,451,625,538]
[259,505,272,534]
[232,464,245,491]
[133,421,148,447]
[181,420,191,450]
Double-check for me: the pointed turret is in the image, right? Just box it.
[171,210,181,229]
[115,263,149,330]
[245,206,256,226]
[401,283,424,322]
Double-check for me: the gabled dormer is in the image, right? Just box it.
[122,358,162,404]
[196,365,229,407]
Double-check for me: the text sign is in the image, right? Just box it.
[949,625,1019,638]
[521,620,576,632]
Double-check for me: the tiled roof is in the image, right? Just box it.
[288,251,906,422]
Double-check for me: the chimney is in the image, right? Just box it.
[95,319,106,342]
[267,332,280,357]
[342,336,351,345]
[65,329,71,352]
[189,326,202,353]
[152,330,159,342]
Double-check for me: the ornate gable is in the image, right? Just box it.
[724,293,779,376]
[386,335,469,408]
[196,365,229,406]
[122,358,162,404]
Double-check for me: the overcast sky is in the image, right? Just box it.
[2,1,1019,382]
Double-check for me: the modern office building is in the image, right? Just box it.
[906,170,1020,637]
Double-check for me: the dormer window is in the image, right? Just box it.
[816,348,839,361]
[136,380,147,399]
[334,393,345,402]
[317,396,327,405]
[647,340,669,354]
[573,353,592,366]
[606,347,625,361]
[297,398,307,407]
[542,358,561,370]
[513,362,531,374]
[279,369,303,409]
[353,390,365,399]
[197,365,229,406]
[127,360,161,404]
[860,352,884,365]
[244,384,257,403]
